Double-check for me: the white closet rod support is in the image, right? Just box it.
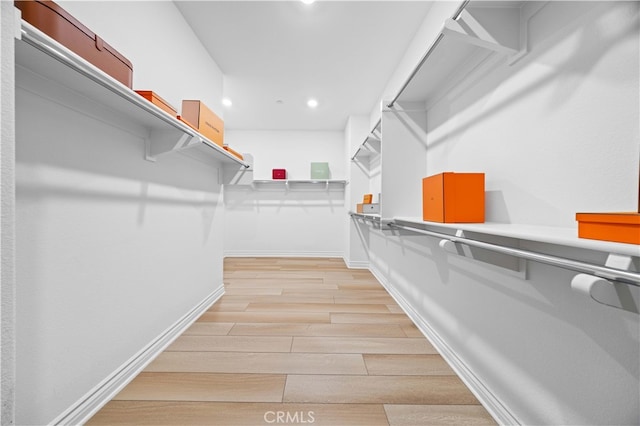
[388,223,640,286]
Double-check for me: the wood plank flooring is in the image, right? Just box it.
[88,257,496,425]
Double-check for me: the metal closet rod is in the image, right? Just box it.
[350,212,381,222]
[388,223,640,286]
[386,0,471,109]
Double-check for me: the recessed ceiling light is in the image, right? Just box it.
[307,98,318,108]
[222,98,232,107]
[301,0,316,4]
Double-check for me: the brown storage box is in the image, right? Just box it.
[181,100,224,146]
[16,0,133,88]
[423,172,485,223]
[135,91,177,116]
[576,212,640,245]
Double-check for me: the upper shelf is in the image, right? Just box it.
[351,118,382,161]
[15,21,249,168]
[389,0,534,108]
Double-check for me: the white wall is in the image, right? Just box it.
[223,130,346,257]
[1,3,17,425]
[15,2,227,424]
[345,116,370,268]
[360,2,640,425]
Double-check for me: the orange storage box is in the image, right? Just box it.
[363,194,373,204]
[576,212,640,245]
[16,0,133,88]
[177,115,198,131]
[135,91,177,116]
[223,145,244,161]
[181,100,224,146]
[422,172,485,223]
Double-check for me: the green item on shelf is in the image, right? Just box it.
[310,162,330,179]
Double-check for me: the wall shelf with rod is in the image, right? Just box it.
[388,218,639,313]
[391,217,640,259]
[16,20,250,169]
[351,118,382,161]
[387,0,540,109]
[353,213,639,312]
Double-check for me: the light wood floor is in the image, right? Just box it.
[88,257,496,425]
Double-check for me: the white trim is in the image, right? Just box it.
[51,286,224,425]
[224,251,343,258]
[368,266,519,426]
[344,259,370,269]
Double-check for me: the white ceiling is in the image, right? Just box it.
[175,1,434,131]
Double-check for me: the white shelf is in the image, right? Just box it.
[393,217,640,257]
[252,180,347,185]
[15,21,249,168]
[389,1,530,108]
[249,180,348,191]
[351,119,382,161]
[349,211,381,219]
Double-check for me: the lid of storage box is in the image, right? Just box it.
[135,91,177,111]
[20,0,133,69]
[576,212,640,225]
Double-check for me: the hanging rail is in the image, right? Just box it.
[388,223,640,286]
[387,0,471,108]
[19,21,249,168]
[350,212,382,224]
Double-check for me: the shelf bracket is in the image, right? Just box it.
[571,254,640,314]
[443,16,518,56]
[145,132,201,162]
[439,230,527,279]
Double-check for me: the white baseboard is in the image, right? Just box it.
[52,286,224,425]
[344,259,370,269]
[368,266,519,426]
[224,251,343,258]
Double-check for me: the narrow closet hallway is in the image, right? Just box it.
[87,257,495,425]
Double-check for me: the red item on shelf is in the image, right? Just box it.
[272,169,286,180]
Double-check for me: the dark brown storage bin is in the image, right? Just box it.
[16,0,133,88]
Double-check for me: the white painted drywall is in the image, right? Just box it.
[381,103,427,218]
[223,130,346,257]
[14,2,226,424]
[1,3,17,425]
[345,116,370,267]
[362,1,640,425]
